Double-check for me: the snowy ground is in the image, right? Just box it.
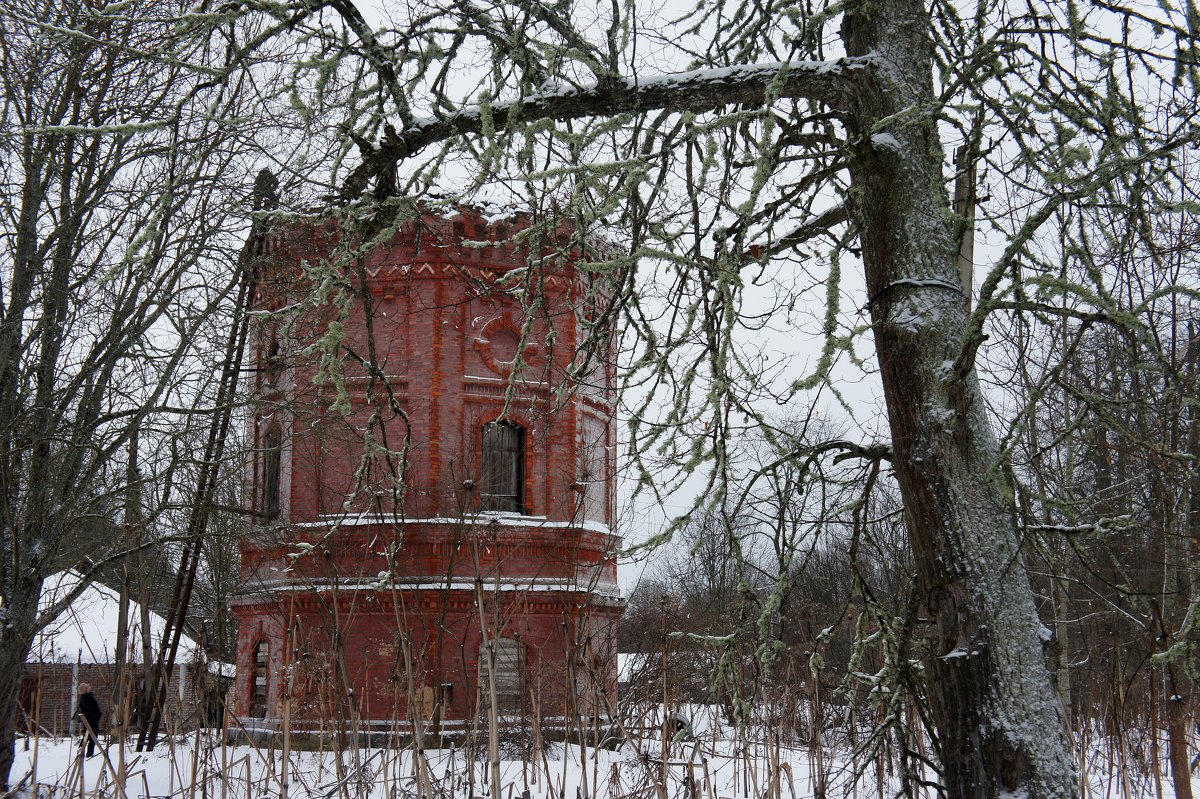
[9,710,1198,799]
[11,734,844,799]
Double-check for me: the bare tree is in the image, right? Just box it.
[156,0,1198,794]
[1003,213,1200,798]
[0,0,280,785]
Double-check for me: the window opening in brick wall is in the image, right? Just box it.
[262,425,281,520]
[481,421,524,513]
[480,636,523,714]
[251,641,269,718]
[263,325,283,381]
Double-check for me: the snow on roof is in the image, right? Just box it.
[618,652,653,683]
[29,571,204,666]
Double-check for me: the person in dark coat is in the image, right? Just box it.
[76,683,102,758]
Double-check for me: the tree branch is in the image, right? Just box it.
[342,58,868,198]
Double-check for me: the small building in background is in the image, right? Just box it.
[21,572,231,736]
[231,207,622,737]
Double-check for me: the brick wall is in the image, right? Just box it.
[232,207,622,731]
[19,661,230,736]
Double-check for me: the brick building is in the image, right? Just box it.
[230,208,621,737]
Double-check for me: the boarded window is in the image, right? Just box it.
[417,685,435,720]
[251,642,268,718]
[480,637,523,714]
[580,416,608,524]
[481,421,524,513]
[262,426,281,519]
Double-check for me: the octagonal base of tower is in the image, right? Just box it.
[233,518,621,736]
[232,513,628,729]
[230,515,624,734]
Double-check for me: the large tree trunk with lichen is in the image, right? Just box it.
[841,0,1076,796]
[297,0,1092,790]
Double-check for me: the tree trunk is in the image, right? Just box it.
[0,571,44,791]
[1166,666,1194,799]
[841,0,1077,795]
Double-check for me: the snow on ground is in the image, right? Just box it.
[11,732,830,799]
[8,707,1199,799]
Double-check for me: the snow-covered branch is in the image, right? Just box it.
[342,59,868,197]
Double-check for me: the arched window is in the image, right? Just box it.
[250,641,269,718]
[262,425,282,519]
[481,421,524,513]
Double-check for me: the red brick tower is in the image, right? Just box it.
[230,208,620,736]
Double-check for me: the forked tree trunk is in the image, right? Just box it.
[841,0,1077,795]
